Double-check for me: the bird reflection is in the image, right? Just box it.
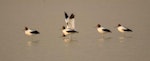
[63,37,77,47]
[97,37,112,48]
[99,36,112,41]
[97,38,105,48]
[119,36,125,40]
[118,36,133,43]
[119,35,132,39]
[27,40,39,47]
[63,38,72,43]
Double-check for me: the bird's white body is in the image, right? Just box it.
[25,29,33,36]
[117,26,126,33]
[97,27,107,34]
[24,27,40,36]
[62,28,71,36]
[63,12,78,37]
[117,24,132,33]
[97,24,111,34]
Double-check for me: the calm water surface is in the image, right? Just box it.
[0,0,150,61]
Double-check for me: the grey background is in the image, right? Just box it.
[0,0,150,61]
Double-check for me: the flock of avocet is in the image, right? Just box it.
[24,12,132,39]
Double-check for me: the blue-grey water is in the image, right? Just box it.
[0,0,150,61]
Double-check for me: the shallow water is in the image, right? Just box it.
[0,0,150,61]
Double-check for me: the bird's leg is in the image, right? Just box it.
[119,33,125,39]
[122,33,126,38]
[68,34,71,40]
[70,34,73,40]
[101,34,104,39]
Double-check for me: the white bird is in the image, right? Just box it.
[64,12,76,30]
[97,24,111,37]
[117,24,132,33]
[24,27,40,36]
[63,12,78,37]
[62,26,78,37]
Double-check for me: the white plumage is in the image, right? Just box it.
[62,12,78,37]
[64,12,76,30]
[117,24,132,33]
[62,26,78,37]
[97,24,111,34]
[24,27,40,36]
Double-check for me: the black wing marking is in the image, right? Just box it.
[67,30,78,33]
[124,29,132,32]
[70,13,75,19]
[64,12,68,19]
[103,29,111,32]
[31,31,40,34]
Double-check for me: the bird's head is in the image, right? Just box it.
[62,26,66,29]
[97,24,101,27]
[62,34,66,37]
[118,24,121,27]
[25,27,28,30]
